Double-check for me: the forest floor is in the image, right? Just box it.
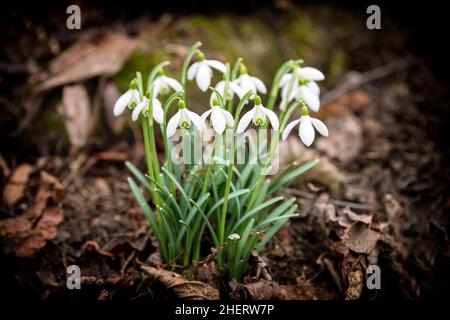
[1,3,449,300]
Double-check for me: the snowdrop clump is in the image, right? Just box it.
[113,42,329,280]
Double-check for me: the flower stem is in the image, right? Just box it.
[181,42,202,100]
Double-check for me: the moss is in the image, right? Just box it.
[111,49,170,91]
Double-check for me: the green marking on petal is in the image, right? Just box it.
[181,120,190,129]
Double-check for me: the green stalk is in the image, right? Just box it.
[266,59,302,110]
[181,42,202,100]
[244,100,303,212]
[226,57,243,112]
[218,90,255,246]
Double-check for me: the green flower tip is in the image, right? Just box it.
[197,51,206,61]
[157,69,165,77]
[254,95,262,105]
[178,99,186,109]
[239,63,248,75]
[301,105,309,116]
[212,97,220,107]
[129,79,137,89]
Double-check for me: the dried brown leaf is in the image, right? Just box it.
[140,265,219,300]
[1,171,65,257]
[102,82,125,134]
[57,84,91,147]
[2,163,33,206]
[35,31,140,93]
[243,280,282,300]
[342,221,380,254]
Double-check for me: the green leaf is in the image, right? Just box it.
[267,159,319,194]
[125,161,152,192]
[127,177,167,259]
[231,196,284,233]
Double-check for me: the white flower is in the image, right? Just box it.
[280,66,325,88]
[228,233,240,241]
[233,64,267,96]
[282,108,328,146]
[280,80,321,111]
[187,52,226,92]
[237,96,279,134]
[131,96,164,124]
[166,100,204,138]
[213,80,245,102]
[201,100,235,134]
[153,74,182,97]
[279,66,324,111]
[113,87,140,116]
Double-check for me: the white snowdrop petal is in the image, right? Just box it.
[186,110,204,132]
[152,98,164,124]
[167,111,181,137]
[299,116,315,147]
[250,76,267,94]
[299,86,320,112]
[282,119,301,140]
[131,99,146,121]
[215,80,226,96]
[113,90,132,116]
[187,62,199,80]
[206,60,226,73]
[164,76,183,92]
[200,109,212,124]
[238,75,255,94]
[196,63,212,92]
[279,73,292,88]
[311,118,329,137]
[220,109,235,127]
[306,81,320,95]
[237,107,256,134]
[229,82,245,99]
[211,107,226,134]
[297,67,325,81]
[152,78,162,97]
[262,107,279,131]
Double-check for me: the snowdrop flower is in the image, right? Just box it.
[282,105,328,146]
[279,66,324,111]
[237,95,279,134]
[280,78,321,111]
[233,64,267,97]
[228,233,240,241]
[131,96,163,124]
[153,71,182,97]
[280,66,325,88]
[187,51,226,92]
[201,97,234,134]
[113,80,140,116]
[166,100,204,138]
[213,78,245,102]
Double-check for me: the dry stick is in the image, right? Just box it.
[284,188,379,211]
[321,57,415,106]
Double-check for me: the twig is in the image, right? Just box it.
[284,188,379,211]
[321,57,415,106]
